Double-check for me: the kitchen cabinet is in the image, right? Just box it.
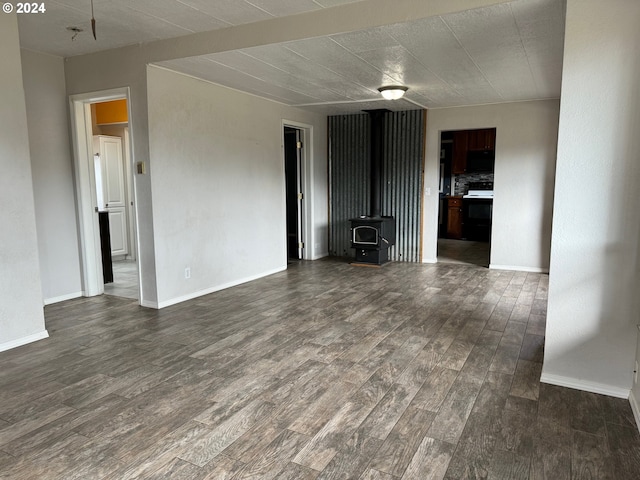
[467,128,496,151]
[450,127,496,174]
[452,131,468,174]
[447,197,464,239]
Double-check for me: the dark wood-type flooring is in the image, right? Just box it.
[1,258,640,479]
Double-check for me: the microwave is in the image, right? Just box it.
[466,150,495,173]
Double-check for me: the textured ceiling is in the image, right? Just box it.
[158,0,565,113]
[17,0,360,57]
[18,0,566,114]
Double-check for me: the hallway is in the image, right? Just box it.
[103,260,138,300]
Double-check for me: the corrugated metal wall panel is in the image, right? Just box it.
[329,110,424,262]
[328,114,370,257]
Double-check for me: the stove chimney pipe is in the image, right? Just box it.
[367,109,387,218]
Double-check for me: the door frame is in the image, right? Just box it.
[282,120,314,261]
[283,126,302,260]
[69,87,141,301]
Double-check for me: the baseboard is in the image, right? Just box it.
[43,291,83,306]
[310,252,329,260]
[490,264,549,273]
[139,299,159,309]
[0,330,49,353]
[422,257,438,264]
[156,266,287,309]
[540,372,630,399]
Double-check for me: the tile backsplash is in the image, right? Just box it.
[454,173,494,195]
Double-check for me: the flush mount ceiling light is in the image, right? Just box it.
[378,85,408,100]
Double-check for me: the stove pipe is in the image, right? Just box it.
[367,109,387,218]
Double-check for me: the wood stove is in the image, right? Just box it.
[349,109,396,265]
[351,216,396,265]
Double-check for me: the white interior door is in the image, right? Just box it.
[94,135,128,257]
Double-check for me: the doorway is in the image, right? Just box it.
[436,128,496,267]
[69,88,141,302]
[91,102,137,299]
[284,126,303,261]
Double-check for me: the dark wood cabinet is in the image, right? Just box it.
[467,128,496,151]
[446,197,464,239]
[451,128,495,174]
[452,131,468,174]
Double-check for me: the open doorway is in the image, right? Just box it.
[284,126,303,261]
[69,88,141,302]
[437,128,495,267]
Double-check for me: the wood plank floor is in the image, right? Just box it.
[1,258,639,479]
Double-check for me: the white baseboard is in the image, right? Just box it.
[139,299,159,309]
[422,257,438,264]
[540,372,630,399]
[0,330,49,353]
[490,264,549,273]
[630,390,640,433]
[156,266,287,309]
[43,291,83,306]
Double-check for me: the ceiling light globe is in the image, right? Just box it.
[378,86,408,100]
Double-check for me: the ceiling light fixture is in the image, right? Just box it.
[378,85,408,100]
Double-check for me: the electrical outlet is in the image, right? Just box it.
[425,187,431,196]
[185,267,191,279]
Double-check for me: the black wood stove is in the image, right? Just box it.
[350,109,396,265]
[351,215,396,265]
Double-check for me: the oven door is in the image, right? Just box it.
[463,199,493,241]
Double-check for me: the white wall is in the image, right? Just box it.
[632,330,640,427]
[422,100,560,271]
[0,14,47,351]
[21,49,83,304]
[544,0,640,397]
[65,58,158,306]
[147,66,327,307]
